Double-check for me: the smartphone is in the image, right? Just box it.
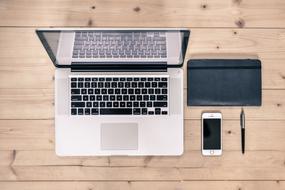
[202,112,222,156]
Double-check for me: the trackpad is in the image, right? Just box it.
[101,123,138,150]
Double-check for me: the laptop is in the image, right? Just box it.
[36,28,190,156]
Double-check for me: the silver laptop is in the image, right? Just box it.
[36,28,190,156]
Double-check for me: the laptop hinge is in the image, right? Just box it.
[70,62,167,72]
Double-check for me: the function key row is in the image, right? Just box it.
[70,82,168,89]
[71,77,168,82]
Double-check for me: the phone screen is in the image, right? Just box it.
[203,119,221,149]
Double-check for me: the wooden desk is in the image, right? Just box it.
[0,0,285,189]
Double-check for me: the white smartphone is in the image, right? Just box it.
[202,112,222,156]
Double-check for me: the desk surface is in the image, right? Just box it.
[1,0,285,189]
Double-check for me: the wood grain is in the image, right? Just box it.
[0,150,283,169]
[0,181,284,190]
[0,0,285,28]
[1,165,285,181]
[1,0,285,187]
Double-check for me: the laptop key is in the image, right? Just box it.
[78,108,84,115]
[71,108,77,115]
[100,102,106,107]
[117,95,122,101]
[157,95,167,101]
[92,102,98,107]
[78,82,83,88]
[81,89,87,94]
[100,108,132,115]
[108,89,114,94]
[150,95,155,100]
[162,111,168,115]
[88,89,93,94]
[87,102,92,107]
[152,82,157,87]
[71,102,85,108]
[128,89,134,94]
[101,89,107,94]
[137,95,142,101]
[83,95,88,101]
[143,95,149,100]
[91,108,99,115]
[154,102,167,107]
[130,95,135,101]
[90,95,95,101]
[133,108,141,115]
[155,89,161,94]
[155,108,161,115]
[145,82,150,87]
[85,108,90,115]
[158,82,167,88]
[103,95,108,101]
[91,82,97,88]
[98,82,104,88]
[95,89,100,94]
[133,102,139,107]
[71,89,80,94]
[142,108,147,115]
[71,82,77,88]
[140,102,146,107]
[71,95,82,101]
[113,102,119,107]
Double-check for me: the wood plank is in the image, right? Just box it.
[0,120,54,150]
[0,150,283,169]
[0,181,284,190]
[1,28,285,89]
[0,151,13,166]
[184,90,285,120]
[0,89,54,120]
[1,120,285,151]
[0,0,285,28]
[1,165,285,181]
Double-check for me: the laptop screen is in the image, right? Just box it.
[36,29,190,67]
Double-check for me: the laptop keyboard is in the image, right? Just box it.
[70,76,169,116]
[72,32,167,59]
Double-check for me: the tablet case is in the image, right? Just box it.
[187,59,262,106]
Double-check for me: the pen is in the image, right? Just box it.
[240,108,245,154]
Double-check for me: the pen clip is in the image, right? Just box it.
[240,108,244,127]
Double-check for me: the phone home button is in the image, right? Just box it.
[210,150,214,155]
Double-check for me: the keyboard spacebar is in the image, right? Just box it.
[100,108,132,115]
